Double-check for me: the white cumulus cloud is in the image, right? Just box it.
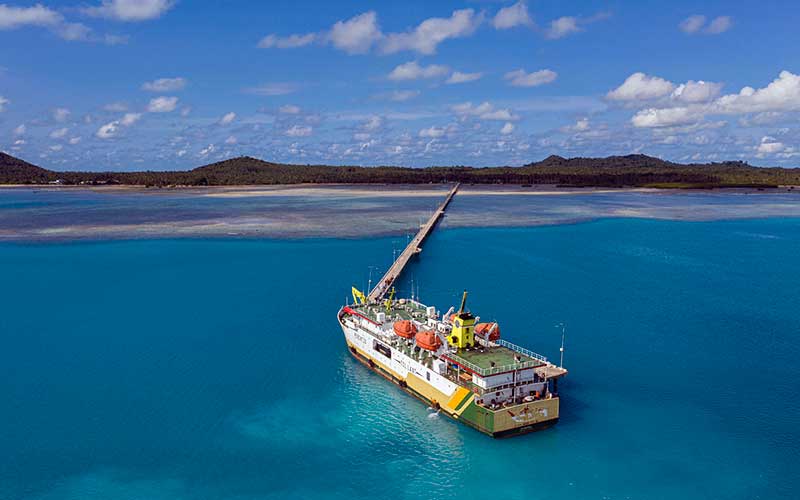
[84,0,175,22]
[706,16,733,34]
[481,109,518,121]
[679,15,705,34]
[679,14,733,35]
[147,96,178,112]
[493,1,533,30]
[381,8,482,55]
[286,125,312,137]
[388,61,449,81]
[328,11,382,54]
[671,80,723,103]
[546,17,581,39]
[55,22,91,41]
[142,77,186,92]
[95,111,141,138]
[419,126,445,138]
[258,33,316,49]
[452,101,493,116]
[219,112,236,125]
[446,71,483,84]
[561,117,591,133]
[631,107,704,128]
[452,101,520,121]
[633,70,800,127]
[120,112,141,125]
[0,96,8,112]
[0,4,61,29]
[756,136,784,155]
[53,107,70,122]
[713,70,800,114]
[607,72,675,101]
[198,144,216,157]
[0,4,100,42]
[389,90,420,101]
[49,127,68,139]
[504,68,557,87]
[361,116,383,131]
[500,122,515,135]
[96,121,119,139]
[279,104,301,114]
[262,9,483,57]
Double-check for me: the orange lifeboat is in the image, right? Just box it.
[393,320,418,339]
[475,322,501,341]
[415,330,442,351]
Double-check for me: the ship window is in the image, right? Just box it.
[373,340,391,359]
[426,372,431,381]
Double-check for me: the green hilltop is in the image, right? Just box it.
[1,151,798,188]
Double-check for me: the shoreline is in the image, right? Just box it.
[0,183,797,196]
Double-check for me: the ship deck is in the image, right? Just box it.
[353,301,430,323]
[346,301,567,379]
[450,346,534,371]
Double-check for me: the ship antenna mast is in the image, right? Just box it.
[367,265,377,298]
[556,322,566,368]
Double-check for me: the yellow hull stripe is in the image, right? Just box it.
[405,372,452,412]
[349,342,472,417]
[446,387,471,411]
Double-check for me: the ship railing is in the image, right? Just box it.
[493,339,549,364]
[447,353,544,377]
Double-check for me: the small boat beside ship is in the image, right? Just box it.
[338,290,567,437]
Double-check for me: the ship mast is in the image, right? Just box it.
[458,290,468,314]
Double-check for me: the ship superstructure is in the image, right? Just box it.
[338,291,568,437]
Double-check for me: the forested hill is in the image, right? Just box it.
[1,152,798,188]
[0,152,54,184]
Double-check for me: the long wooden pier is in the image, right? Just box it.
[367,183,459,301]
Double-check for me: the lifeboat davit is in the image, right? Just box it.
[393,320,418,339]
[415,330,442,351]
[475,322,501,341]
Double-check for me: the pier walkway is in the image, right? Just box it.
[367,183,459,301]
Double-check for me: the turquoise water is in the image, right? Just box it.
[3,186,800,241]
[2,218,799,499]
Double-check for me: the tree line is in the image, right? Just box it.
[2,152,799,188]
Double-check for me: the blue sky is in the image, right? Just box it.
[1,0,798,170]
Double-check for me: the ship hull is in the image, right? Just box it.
[340,314,560,438]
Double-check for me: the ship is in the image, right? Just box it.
[338,288,568,438]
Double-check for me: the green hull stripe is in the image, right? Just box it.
[453,393,472,412]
